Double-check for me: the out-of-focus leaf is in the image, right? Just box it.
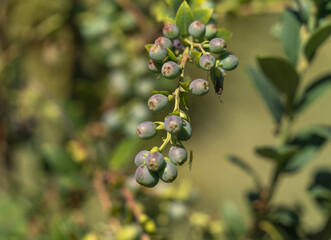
[176,1,194,37]
[280,10,301,65]
[221,202,246,240]
[246,66,284,124]
[150,90,170,96]
[271,207,300,227]
[308,169,331,211]
[193,9,213,24]
[257,56,300,101]
[190,0,207,10]
[255,146,298,161]
[215,28,232,42]
[109,137,139,169]
[166,47,178,62]
[151,2,175,24]
[166,0,184,13]
[305,22,331,61]
[283,146,318,172]
[145,44,152,53]
[295,74,331,113]
[189,150,193,170]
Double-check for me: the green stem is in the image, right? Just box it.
[159,133,172,152]
[183,38,206,54]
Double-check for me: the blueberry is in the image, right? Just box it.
[176,120,192,141]
[189,79,209,96]
[148,94,169,112]
[148,59,162,73]
[209,38,227,53]
[146,152,165,172]
[161,61,180,79]
[169,146,187,165]
[135,150,150,167]
[159,160,178,183]
[136,121,157,139]
[135,165,159,188]
[172,39,185,52]
[199,54,216,71]
[220,54,238,71]
[155,37,172,49]
[205,24,217,39]
[163,23,179,40]
[188,21,206,38]
[164,115,183,134]
[149,43,168,63]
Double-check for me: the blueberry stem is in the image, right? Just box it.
[184,38,206,54]
[159,132,172,152]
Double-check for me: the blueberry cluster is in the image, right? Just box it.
[134,21,238,187]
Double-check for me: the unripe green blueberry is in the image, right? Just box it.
[205,24,217,39]
[220,54,239,71]
[159,160,178,183]
[188,21,206,38]
[164,115,183,134]
[161,61,180,79]
[136,121,157,139]
[148,59,162,73]
[209,38,227,53]
[163,23,179,40]
[199,54,216,71]
[135,165,159,188]
[135,150,150,167]
[149,43,168,63]
[155,37,172,49]
[176,120,192,141]
[189,78,209,96]
[148,94,169,112]
[169,146,187,165]
[146,152,165,172]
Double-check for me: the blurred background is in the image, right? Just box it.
[0,0,330,239]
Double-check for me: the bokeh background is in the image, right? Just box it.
[0,0,330,239]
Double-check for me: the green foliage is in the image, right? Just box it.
[176,1,194,37]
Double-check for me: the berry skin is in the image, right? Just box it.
[135,150,150,167]
[205,24,217,39]
[148,59,162,73]
[220,54,239,71]
[163,23,179,40]
[149,43,168,63]
[146,152,165,172]
[188,21,206,38]
[148,94,169,112]
[176,120,192,141]
[135,165,159,188]
[172,39,185,52]
[155,37,172,50]
[159,160,178,183]
[161,61,180,79]
[199,54,216,71]
[164,115,183,134]
[189,79,209,96]
[169,146,187,165]
[136,121,157,139]
[209,38,227,53]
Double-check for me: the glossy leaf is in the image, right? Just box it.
[166,47,178,62]
[305,22,331,61]
[257,56,300,100]
[176,1,194,37]
[280,10,301,65]
[215,28,232,42]
[246,66,284,123]
[193,8,213,24]
[295,74,331,113]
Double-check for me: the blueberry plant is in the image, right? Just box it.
[134,1,238,187]
[225,0,331,239]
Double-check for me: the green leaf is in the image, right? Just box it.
[179,91,189,109]
[190,50,202,65]
[308,170,331,211]
[283,146,318,172]
[280,10,301,65]
[210,67,224,95]
[305,22,331,61]
[189,150,193,170]
[166,47,178,62]
[255,146,298,161]
[109,137,139,169]
[221,202,246,239]
[151,2,176,24]
[295,74,331,113]
[166,0,184,13]
[190,0,207,10]
[246,66,284,123]
[215,28,232,42]
[257,56,300,100]
[145,44,152,53]
[176,1,194,37]
[179,81,190,91]
[193,8,213,24]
